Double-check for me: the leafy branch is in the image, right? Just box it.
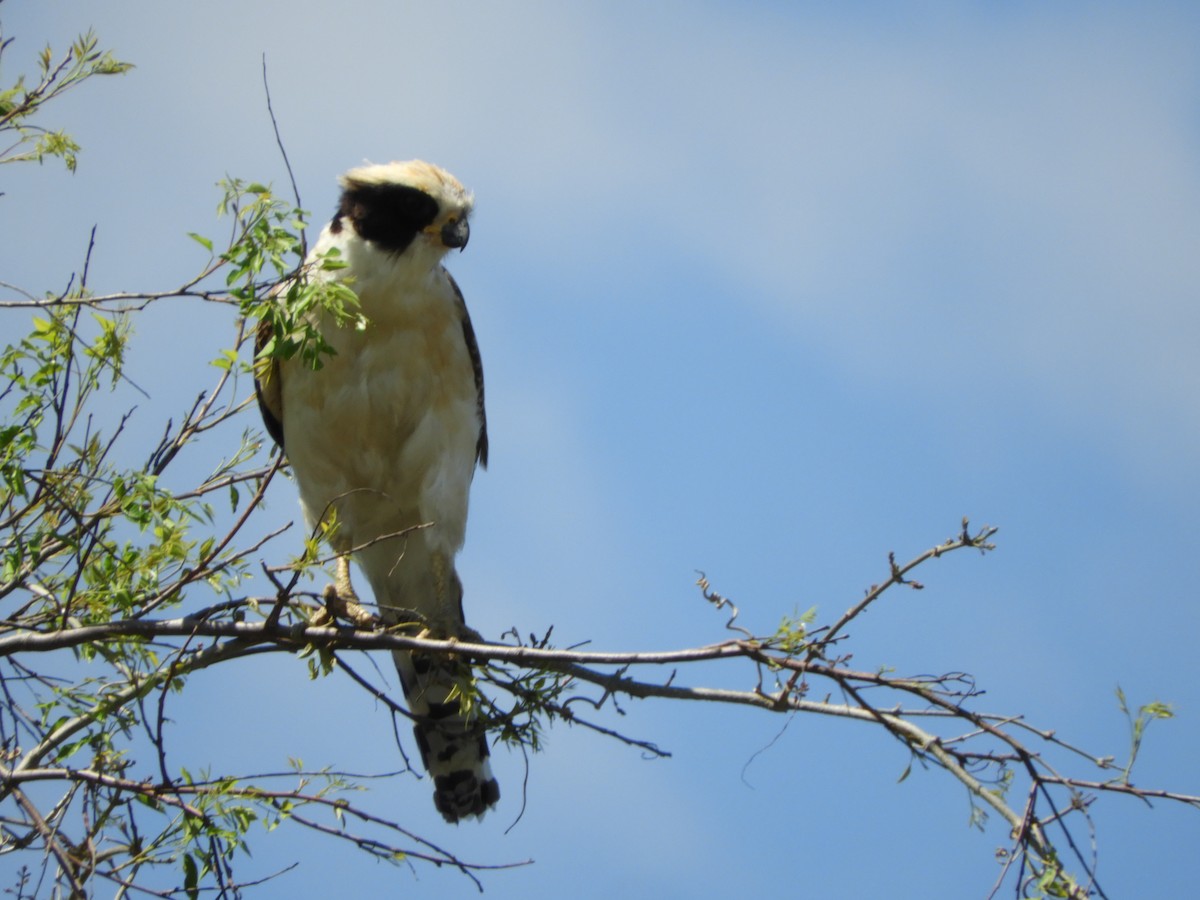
[0,24,132,171]
[2,514,1192,897]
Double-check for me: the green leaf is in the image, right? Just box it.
[188,231,214,253]
[182,852,199,900]
[1142,701,1175,721]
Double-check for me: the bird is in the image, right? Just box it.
[254,159,499,823]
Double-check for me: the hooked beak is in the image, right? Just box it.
[441,216,470,251]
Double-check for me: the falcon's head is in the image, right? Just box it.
[330,160,474,259]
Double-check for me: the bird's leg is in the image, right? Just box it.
[429,552,485,645]
[313,555,379,629]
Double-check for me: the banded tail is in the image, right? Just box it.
[393,648,500,822]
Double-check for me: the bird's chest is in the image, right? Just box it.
[279,288,477,495]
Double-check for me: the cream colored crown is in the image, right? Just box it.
[339,160,473,213]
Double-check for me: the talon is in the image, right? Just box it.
[321,563,380,629]
[310,600,333,628]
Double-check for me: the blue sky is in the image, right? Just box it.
[3,1,1199,896]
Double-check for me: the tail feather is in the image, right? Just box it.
[393,648,500,823]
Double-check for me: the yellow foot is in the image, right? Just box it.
[381,608,484,644]
[423,618,486,645]
[312,583,379,629]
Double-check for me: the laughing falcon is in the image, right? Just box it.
[255,160,499,823]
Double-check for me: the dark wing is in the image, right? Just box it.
[446,270,487,469]
[254,316,286,452]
